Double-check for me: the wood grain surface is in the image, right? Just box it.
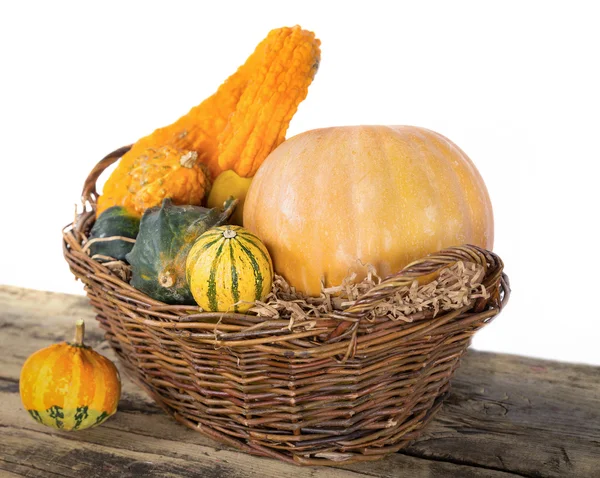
[1,285,598,477]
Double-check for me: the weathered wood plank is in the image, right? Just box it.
[403,354,600,477]
[0,468,31,478]
[1,418,374,478]
[1,285,599,477]
[0,381,518,478]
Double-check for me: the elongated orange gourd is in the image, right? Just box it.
[244,126,494,297]
[19,320,121,430]
[97,26,321,217]
[215,27,321,177]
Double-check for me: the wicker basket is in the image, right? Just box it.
[63,146,510,466]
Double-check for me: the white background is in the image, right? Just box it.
[1,1,598,365]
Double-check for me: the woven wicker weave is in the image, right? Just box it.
[62,146,510,466]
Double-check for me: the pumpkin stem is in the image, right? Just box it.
[180,151,198,168]
[218,197,239,224]
[74,319,85,346]
[159,271,175,288]
[223,227,237,239]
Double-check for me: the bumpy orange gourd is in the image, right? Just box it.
[97,26,321,217]
[244,126,494,296]
[19,320,121,431]
[118,146,211,216]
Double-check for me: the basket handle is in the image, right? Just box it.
[81,145,132,207]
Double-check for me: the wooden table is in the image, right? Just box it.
[1,285,599,477]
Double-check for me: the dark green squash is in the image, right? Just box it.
[88,206,140,262]
[126,198,236,304]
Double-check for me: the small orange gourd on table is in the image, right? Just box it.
[19,320,121,430]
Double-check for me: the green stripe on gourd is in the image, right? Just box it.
[186,226,273,313]
[237,235,271,262]
[236,240,264,302]
[229,242,240,307]
[206,241,226,311]
[26,405,111,430]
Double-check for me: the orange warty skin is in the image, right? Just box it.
[113,146,212,217]
[97,26,321,217]
[19,341,121,430]
[244,125,494,297]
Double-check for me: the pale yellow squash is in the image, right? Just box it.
[206,170,253,226]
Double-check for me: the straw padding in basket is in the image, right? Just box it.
[63,146,510,466]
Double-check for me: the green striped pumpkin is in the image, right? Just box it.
[186,226,273,312]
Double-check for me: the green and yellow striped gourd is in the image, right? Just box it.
[186,226,273,312]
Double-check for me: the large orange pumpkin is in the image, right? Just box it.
[243,125,494,296]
